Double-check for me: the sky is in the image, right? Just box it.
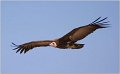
[1,1,119,74]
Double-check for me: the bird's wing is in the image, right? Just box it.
[12,40,52,54]
[59,17,109,43]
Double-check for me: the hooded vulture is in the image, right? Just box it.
[12,17,109,54]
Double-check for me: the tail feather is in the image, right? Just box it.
[71,44,84,49]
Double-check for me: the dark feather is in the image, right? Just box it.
[90,17,101,24]
[95,17,108,24]
[12,40,52,54]
[12,17,109,54]
[59,17,109,43]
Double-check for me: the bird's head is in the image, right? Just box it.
[49,42,57,47]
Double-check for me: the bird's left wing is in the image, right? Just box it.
[58,17,109,43]
[12,40,52,54]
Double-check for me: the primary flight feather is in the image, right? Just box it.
[12,17,109,54]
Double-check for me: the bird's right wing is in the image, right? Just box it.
[12,40,52,54]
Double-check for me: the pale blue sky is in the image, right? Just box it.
[1,1,119,74]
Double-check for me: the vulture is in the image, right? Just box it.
[12,17,109,54]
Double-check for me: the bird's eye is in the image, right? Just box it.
[51,42,57,47]
[52,43,55,45]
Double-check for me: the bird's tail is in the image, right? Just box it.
[71,44,84,49]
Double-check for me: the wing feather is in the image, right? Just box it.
[12,40,52,54]
[59,17,109,43]
[70,25,100,42]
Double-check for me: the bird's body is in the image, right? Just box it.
[12,17,109,54]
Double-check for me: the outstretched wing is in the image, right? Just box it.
[12,40,52,54]
[59,17,109,43]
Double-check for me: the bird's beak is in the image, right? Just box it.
[49,43,53,46]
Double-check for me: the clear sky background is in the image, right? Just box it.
[1,1,119,74]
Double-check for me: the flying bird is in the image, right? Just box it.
[12,17,109,54]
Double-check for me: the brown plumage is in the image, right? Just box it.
[12,17,109,54]
[12,40,53,53]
